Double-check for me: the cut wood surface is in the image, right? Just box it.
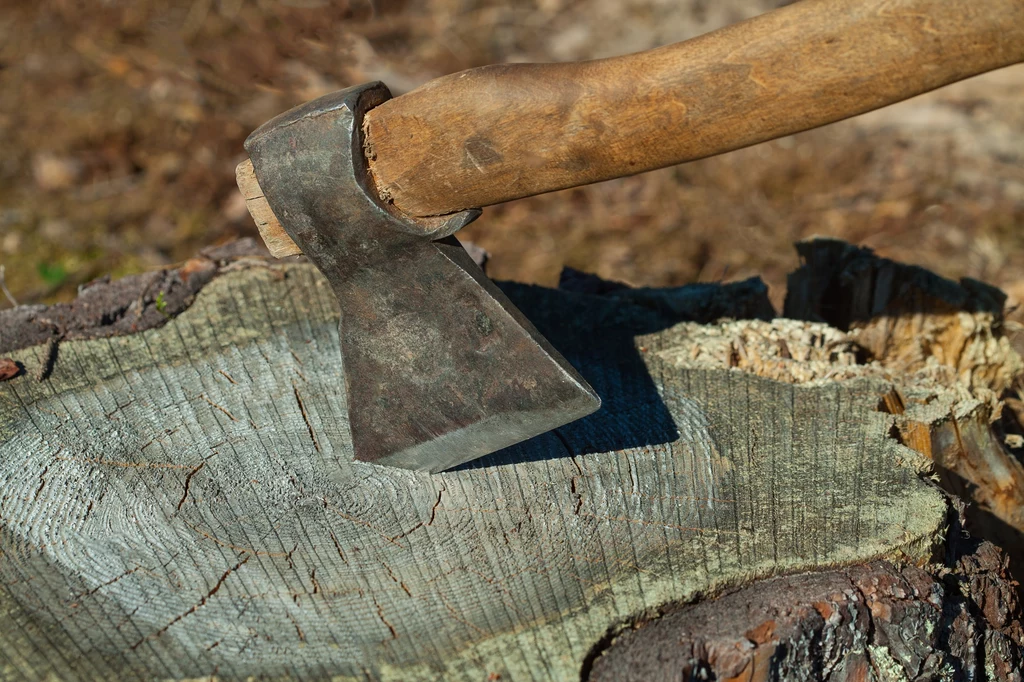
[0,240,1021,680]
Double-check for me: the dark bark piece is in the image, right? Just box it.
[587,540,1023,682]
[558,267,777,321]
[0,247,949,680]
[0,239,270,354]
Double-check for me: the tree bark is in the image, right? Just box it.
[0,239,1020,680]
[588,540,1023,681]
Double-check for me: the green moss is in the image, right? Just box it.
[155,290,168,317]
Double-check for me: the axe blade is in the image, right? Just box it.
[342,234,600,472]
[245,83,600,472]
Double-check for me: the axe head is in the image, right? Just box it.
[244,83,600,472]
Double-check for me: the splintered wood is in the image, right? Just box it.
[786,238,1023,398]
[235,159,300,259]
[783,239,1024,540]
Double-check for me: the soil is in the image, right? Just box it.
[2,0,1023,334]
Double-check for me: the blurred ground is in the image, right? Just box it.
[1,0,1023,323]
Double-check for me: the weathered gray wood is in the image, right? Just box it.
[0,258,947,680]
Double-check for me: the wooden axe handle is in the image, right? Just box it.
[241,0,1024,255]
[367,0,1023,215]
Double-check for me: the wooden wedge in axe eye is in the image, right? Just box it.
[236,0,1024,473]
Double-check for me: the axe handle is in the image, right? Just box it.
[365,0,1024,218]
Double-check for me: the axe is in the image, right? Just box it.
[236,0,1023,472]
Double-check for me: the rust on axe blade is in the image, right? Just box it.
[244,83,600,472]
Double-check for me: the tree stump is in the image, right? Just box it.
[0,239,1021,681]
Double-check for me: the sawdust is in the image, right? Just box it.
[648,318,865,384]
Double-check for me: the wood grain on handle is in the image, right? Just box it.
[365,0,1024,217]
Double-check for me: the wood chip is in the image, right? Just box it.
[0,358,22,381]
